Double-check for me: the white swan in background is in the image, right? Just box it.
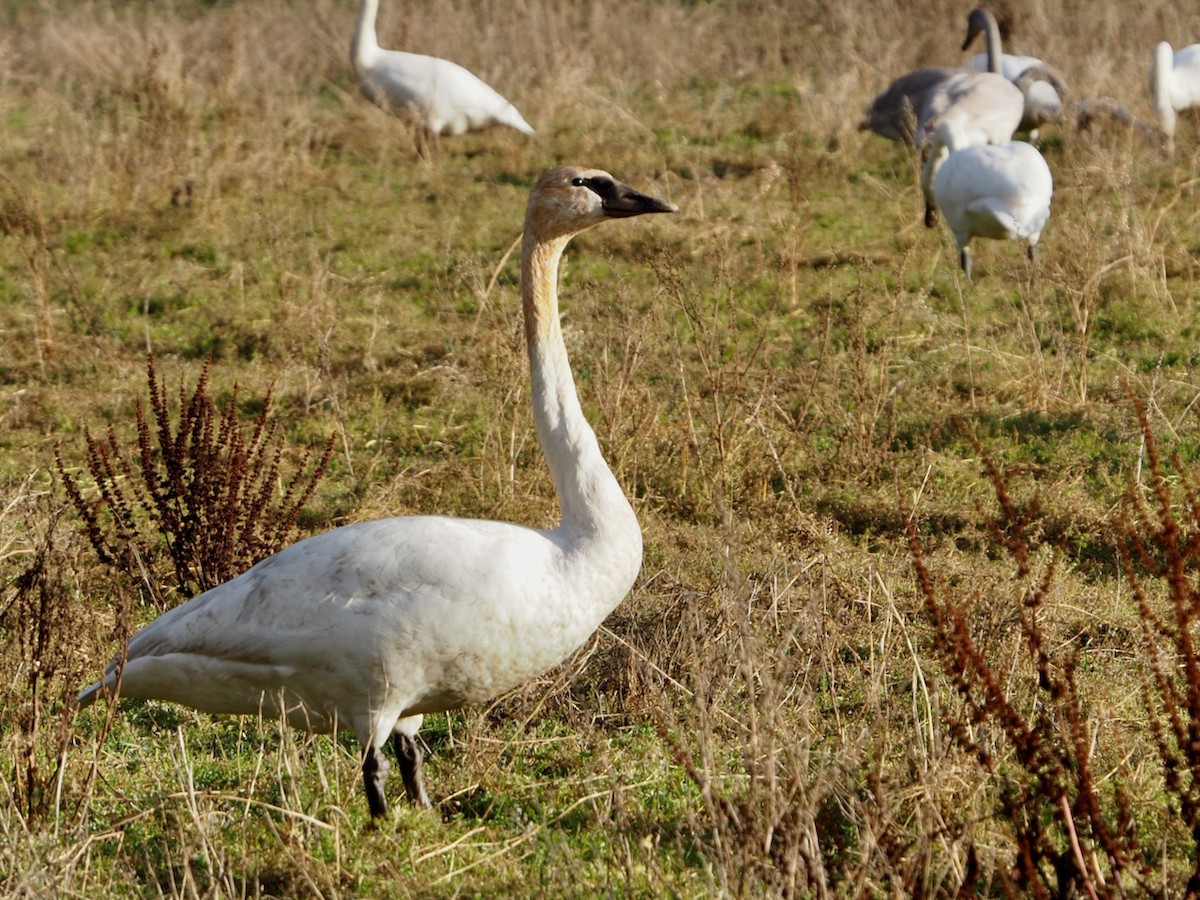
[77,167,676,817]
[861,10,1022,152]
[928,120,1053,279]
[350,0,534,146]
[963,7,1066,140]
[905,9,1025,225]
[1152,41,1200,155]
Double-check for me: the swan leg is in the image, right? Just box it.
[362,743,391,818]
[391,732,431,808]
[961,247,973,280]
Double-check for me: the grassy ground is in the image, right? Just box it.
[4,0,1200,895]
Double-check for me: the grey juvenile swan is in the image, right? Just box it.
[861,9,1022,151]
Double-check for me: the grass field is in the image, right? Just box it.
[4,0,1200,895]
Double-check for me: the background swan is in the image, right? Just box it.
[77,167,677,818]
[929,120,1053,279]
[861,9,1023,154]
[1152,41,1200,156]
[350,0,534,147]
[860,66,969,145]
[963,7,1067,140]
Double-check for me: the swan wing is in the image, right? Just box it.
[1171,44,1200,109]
[861,67,966,142]
[86,516,582,722]
[920,72,1023,146]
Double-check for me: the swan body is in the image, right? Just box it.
[78,167,677,817]
[1152,41,1200,155]
[930,121,1053,279]
[351,0,534,140]
[860,66,965,145]
[963,8,1066,138]
[862,67,1022,149]
[967,54,1066,137]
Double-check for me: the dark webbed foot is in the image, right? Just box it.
[391,732,432,809]
[362,743,391,818]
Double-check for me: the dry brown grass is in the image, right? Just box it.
[4,0,1200,895]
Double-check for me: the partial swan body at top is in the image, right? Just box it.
[929,120,1053,279]
[77,167,677,818]
[350,0,534,142]
[1153,41,1200,155]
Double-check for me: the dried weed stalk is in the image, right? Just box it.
[650,562,870,900]
[1119,396,1200,897]
[906,411,1200,896]
[56,354,334,610]
[0,490,92,823]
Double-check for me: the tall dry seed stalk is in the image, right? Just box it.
[57,355,334,610]
[0,484,93,824]
[908,404,1200,896]
[1119,395,1200,897]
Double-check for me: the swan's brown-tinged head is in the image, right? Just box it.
[526,166,677,241]
[962,8,998,52]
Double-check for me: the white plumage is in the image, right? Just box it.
[929,121,1053,279]
[1152,41,1200,156]
[350,0,534,143]
[77,167,677,817]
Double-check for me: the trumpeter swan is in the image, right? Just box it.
[861,10,1022,151]
[350,0,534,147]
[1152,41,1200,156]
[77,167,676,817]
[928,120,1053,279]
[963,7,1066,140]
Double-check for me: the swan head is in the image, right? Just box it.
[525,167,677,242]
[962,8,998,53]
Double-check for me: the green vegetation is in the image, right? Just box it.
[4,0,1200,895]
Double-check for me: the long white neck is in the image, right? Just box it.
[521,235,640,551]
[1154,42,1176,138]
[351,0,380,68]
[982,11,1002,74]
[920,121,963,211]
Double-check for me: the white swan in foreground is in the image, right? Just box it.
[928,121,1052,279]
[77,167,676,817]
[350,0,534,144]
[1152,41,1200,155]
[963,8,1066,139]
[861,9,1022,150]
